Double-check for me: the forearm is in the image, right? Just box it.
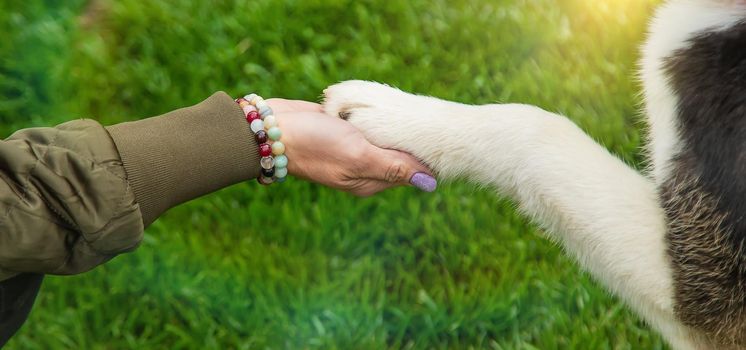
[107,91,260,226]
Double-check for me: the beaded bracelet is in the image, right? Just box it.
[235,94,288,185]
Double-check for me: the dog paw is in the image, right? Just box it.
[322,80,424,150]
[323,80,401,120]
[323,80,474,176]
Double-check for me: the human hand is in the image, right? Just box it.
[266,98,436,196]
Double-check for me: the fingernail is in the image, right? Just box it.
[410,172,437,192]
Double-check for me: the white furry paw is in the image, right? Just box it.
[323,80,400,118]
[322,80,475,177]
[322,80,414,149]
[322,80,461,149]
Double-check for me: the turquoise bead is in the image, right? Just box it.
[259,106,273,117]
[274,155,288,168]
[267,126,282,141]
[275,176,287,183]
[275,167,288,178]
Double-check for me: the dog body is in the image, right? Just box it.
[323,1,746,348]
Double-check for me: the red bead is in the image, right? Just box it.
[259,143,272,157]
[246,111,260,123]
[255,130,268,143]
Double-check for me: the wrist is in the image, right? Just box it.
[236,94,289,185]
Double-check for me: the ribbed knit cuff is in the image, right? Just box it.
[105,92,261,227]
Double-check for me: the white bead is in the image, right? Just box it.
[250,119,264,133]
[244,94,257,102]
[260,156,274,169]
[255,99,268,110]
[264,115,277,128]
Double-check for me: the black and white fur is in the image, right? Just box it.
[322,1,746,348]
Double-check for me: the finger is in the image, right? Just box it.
[363,146,437,192]
[347,179,399,197]
[267,98,322,113]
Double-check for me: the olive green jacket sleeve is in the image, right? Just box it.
[0,92,260,282]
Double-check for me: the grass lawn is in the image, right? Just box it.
[2,0,666,348]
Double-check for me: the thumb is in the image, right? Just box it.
[363,146,437,192]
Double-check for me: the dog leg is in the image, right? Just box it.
[323,80,708,349]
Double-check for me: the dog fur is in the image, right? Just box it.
[322,1,746,348]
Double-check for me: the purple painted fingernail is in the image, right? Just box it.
[410,172,437,192]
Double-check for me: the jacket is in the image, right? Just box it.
[0,92,261,345]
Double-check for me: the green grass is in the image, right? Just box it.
[2,0,666,348]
